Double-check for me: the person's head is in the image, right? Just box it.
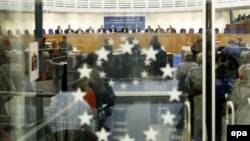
[62,35,67,40]
[68,24,71,29]
[86,53,98,67]
[89,26,92,29]
[169,25,172,28]
[111,25,115,28]
[147,25,151,29]
[100,25,104,28]
[228,39,235,45]
[184,50,193,61]
[150,35,161,50]
[196,52,202,65]
[157,25,161,29]
[78,27,82,30]
[57,25,61,29]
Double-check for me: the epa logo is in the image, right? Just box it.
[231,131,248,138]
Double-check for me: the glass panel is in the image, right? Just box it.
[215,5,250,141]
[0,0,205,141]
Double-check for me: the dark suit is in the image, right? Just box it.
[132,28,141,33]
[55,29,63,34]
[121,28,129,33]
[145,28,154,33]
[75,30,84,34]
[64,29,74,34]
[155,28,164,33]
[109,28,117,33]
[97,28,106,33]
[85,29,95,34]
[166,28,176,33]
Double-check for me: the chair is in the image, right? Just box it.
[16,29,21,35]
[215,28,219,34]
[198,28,202,34]
[48,28,54,34]
[238,27,246,34]
[180,28,186,33]
[224,28,229,34]
[7,30,13,36]
[34,29,46,35]
[188,28,194,34]
[24,29,29,35]
[231,27,237,34]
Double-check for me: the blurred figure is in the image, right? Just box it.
[132,24,141,33]
[64,24,74,34]
[85,26,95,34]
[75,27,84,34]
[176,50,198,93]
[166,25,176,33]
[120,25,129,33]
[59,35,73,55]
[97,25,106,34]
[191,35,202,61]
[145,25,154,33]
[109,25,117,33]
[155,25,164,33]
[55,25,63,34]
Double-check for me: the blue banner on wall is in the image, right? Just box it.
[104,16,145,31]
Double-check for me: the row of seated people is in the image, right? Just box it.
[5,25,225,36]
[234,13,250,23]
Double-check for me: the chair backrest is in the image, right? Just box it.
[16,29,21,35]
[7,30,13,36]
[224,28,229,34]
[188,28,194,34]
[48,29,54,34]
[34,29,46,35]
[198,28,202,34]
[215,28,219,34]
[24,29,29,35]
[231,27,237,34]
[180,28,186,33]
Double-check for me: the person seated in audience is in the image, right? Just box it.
[176,50,198,93]
[59,35,72,55]
[155,25,164,33]
[85,26,95,34]
[120,25,129,33]
[109,24,117,33]
[75,27,84,34]
[64,24,74,34]
[132,24,141,33]
[145,25,154,33]
[221,39,241,59]
[97,25,106,33]
[55,25,63,34]
[166,25,176,33]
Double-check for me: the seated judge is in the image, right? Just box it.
[75,27,84,34]
[97,25,106,33]
[85,26,95,34]
[155,25,164,33]
[55,25,63,34]
[64,24,74,34]
[132,24,141,33]
[109,25,117,33]
[120,25,129,33]
[166,25,176,33]
[145,25,154,33]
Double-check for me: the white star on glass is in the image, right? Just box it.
[142,46,158,61]
[96,60,103,67]
[141,71,148,78]
[132,39,139,45]
[161,110,176,125]
[96,128,111,141]
[99,71,106,78]
[108,79,115,87]
[120,83,127,90]
[143,126,158,141]
[144,60,151,66]
[120,35,128,42]
[72,88,86,102]
[160,63,174,78]
[77,64,92,79]
[168,87,182,102]
[78,111,93,126]
[120,41,134,54]
[95,47,110,61]
[108,38,115,46]
[132,79,139,86]
[119,134,135,141]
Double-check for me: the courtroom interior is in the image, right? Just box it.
[0,0,250,141]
